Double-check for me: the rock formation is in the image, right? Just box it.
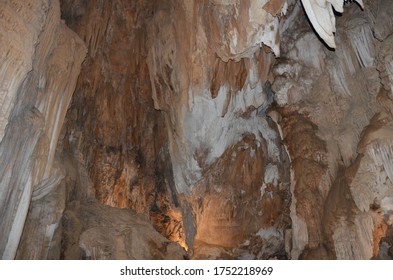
[0,0,392,260]
[0,0,86,259]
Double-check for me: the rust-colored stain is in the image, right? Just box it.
[263,0,286,16]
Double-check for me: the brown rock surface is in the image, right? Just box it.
[60,0,187,249]
[1,0,393,260]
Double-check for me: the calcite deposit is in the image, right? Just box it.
[0,0,86,259]
[0,0,392,260]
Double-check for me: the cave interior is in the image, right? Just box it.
[0,0,393,260]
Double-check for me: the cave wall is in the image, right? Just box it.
[1,0,393,260]
[0,0,186,260]
[59,0,293,259]
[60,0,188,251]
[273,0,393,259]
[0,0,86,259]
[145,0,295,258]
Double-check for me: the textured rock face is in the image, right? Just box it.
[1,0,393,260]
[273,0,393,259]
[0,0,184,261]
[60,0,292,259]
[60,0,188,249]
[147,0,286,195]
[75,201,187,260]
[0,0,86,259]
[146,0,292,258]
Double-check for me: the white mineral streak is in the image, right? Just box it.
[289,169,309,259]
[368,142,393,184]
[264,163,279,185]
[347,17,375,68]
[248,0,281,56]
[173,83,278,194]
[254,226,284,258]
[379,36,393,96]
[352,143,393,214]
[350,114,393,211]
[343,113,393,259]
[381,197,393,214]
[333,214,373,259]
[386,59,393,94]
